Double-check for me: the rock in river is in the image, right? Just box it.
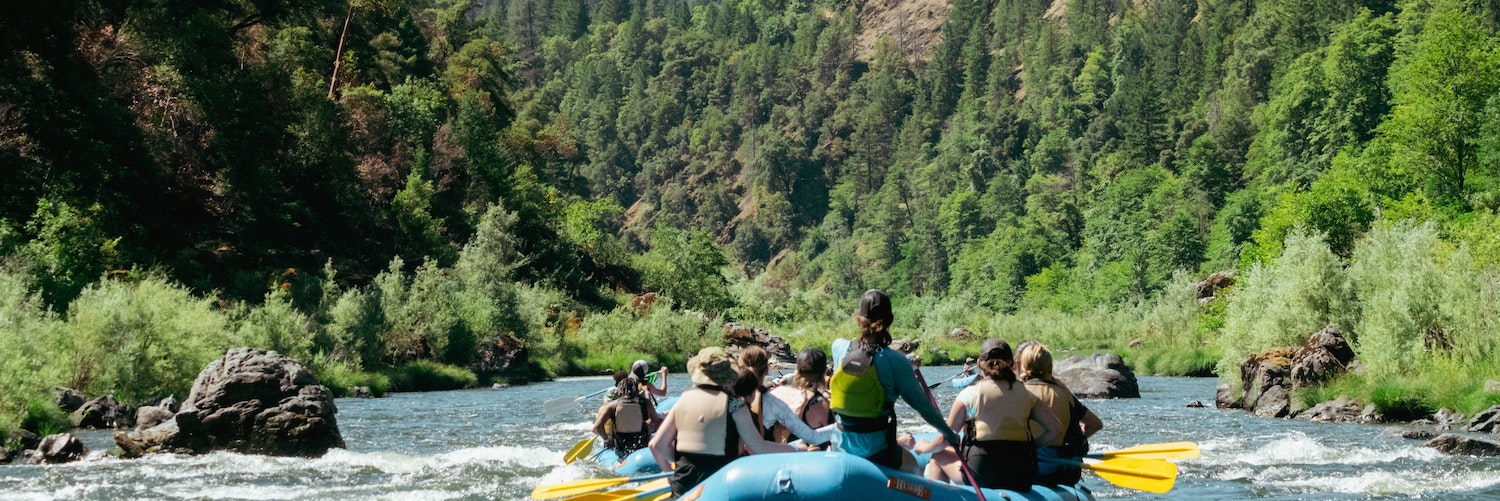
[1054,353,1140,399]
[1424,433,1500,457]
[72,395,124,429]
[33,433,87,464]
[115,348,344,458]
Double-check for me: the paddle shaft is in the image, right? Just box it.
[914,368,988,501]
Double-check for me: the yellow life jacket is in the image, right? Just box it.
[673,386,735,455]
[969,378,1037,442]
[830,342,886,419]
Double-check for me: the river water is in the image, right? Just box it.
[3,369,1499,500]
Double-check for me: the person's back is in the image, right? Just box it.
[767,347,832,444]
[829,290,960,470]
[947,339,1061,491]
[1017,341,1103,486]
[650,347,798,496]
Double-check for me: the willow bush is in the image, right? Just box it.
[1219,229,1356,384]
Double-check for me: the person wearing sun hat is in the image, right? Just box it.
[828,289,961,471]
[649,347,797,496]
[913,338,1064,490]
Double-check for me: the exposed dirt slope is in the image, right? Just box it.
[854,0,953,62]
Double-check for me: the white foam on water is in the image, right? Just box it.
[1190,431,1445,467]
[1270,468,1500,497]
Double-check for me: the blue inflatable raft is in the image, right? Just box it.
[687,451,1094,501]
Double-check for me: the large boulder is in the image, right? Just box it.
[1434,408,1467,431]
[71,395,124,429]
[113,348,344,458]
[33,433,87,464]
[134,405,175,431]
[1215,383,1241,409]
[1297,396,1366,423]
[1054,353,1140,399]
[1235,347,1293,418]
[54,387,85,413]
[1289,326,1356,390]
[723,323,795,366]
[1197,270,1235,303]
[1425,433,1500,456]
[890,338,922,355]
[1468,405,1500,433]
[471,334,547,385]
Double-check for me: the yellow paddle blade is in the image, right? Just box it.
[563,437,595,465]
[566,479,671,501]
[1096,441,1200,460]
[529,476,631,500]
[1084,456,1178,494]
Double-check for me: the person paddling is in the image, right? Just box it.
[915,338,1063,490]
[1016,340,1104,485]
[632,359,668,399]
[593,374,660,460]
[829,289,961,470]
[649,347,796,496]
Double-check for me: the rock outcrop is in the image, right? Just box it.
[890,338,922,355]
[1197,270,1235,303]
[134,405,174,431]
[1223,327,1364,420]
[1468,405,1500,433]
[1424,433,1500,456]
[723,323,795,366]
[1289,326,1356,390]
[72,395,125,429]
[54,387,85,413]
[1054,353,1140,399]
[1296,397,1378,423]
[471,333,546,385]
[1434,408,1467,431]
[114,348,344,458]
[33,433,86,464]
[1237,348,1293,418]
[1401,429,1438,441]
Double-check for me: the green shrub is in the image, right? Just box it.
[62,272,231,403]
[312,355,390,397]
[20,400,71,436]
[325,287,387,370]
[1347,221,1446,379]
[0,265,62,432]
[1219,229,1355,383]
[383,360,477,392]
[574,299,717,361]
[236,288,314,361]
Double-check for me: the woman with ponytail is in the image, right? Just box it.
[829,290,960,471]
[914,339,1062,490]
[1016,341,1104,485]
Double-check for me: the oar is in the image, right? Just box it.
[563,436,594,465]
[915,368,988,501]
[544,387,611,417]
[1087,441,1199,461]
[926,368,973,389]
[566,480,671,501]
[1039,455,1177,494]
[530,472,673,500]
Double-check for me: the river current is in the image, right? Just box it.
[4,369,1499,500]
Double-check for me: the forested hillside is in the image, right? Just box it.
[4,0,1500,432]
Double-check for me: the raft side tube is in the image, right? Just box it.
[693,451,1094,501]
